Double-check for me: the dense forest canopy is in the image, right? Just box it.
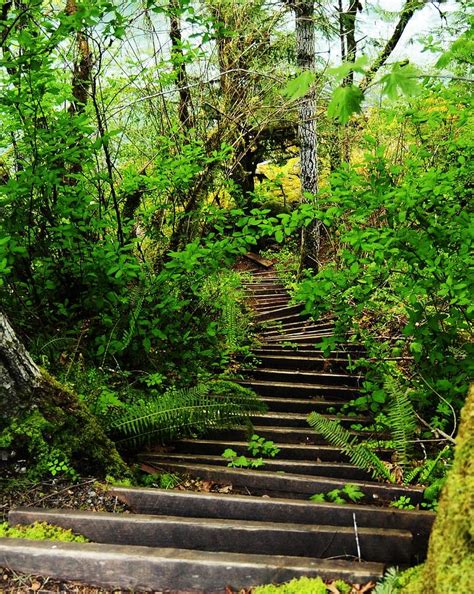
[0,1,472,590]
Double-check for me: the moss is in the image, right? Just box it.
[401,384,474,594]
[39,371,130,478]
[253,577,328,593]
[3,369,130,480]
[0,521,88,543]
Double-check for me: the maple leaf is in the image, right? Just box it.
[327,85,364,124]
[281,71,316,101]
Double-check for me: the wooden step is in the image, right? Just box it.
[1,538,385,590]
[8,509,412,565]
[262,323,335,336]
[140,453,372,480]
[259,396,348,414]
[163,438,379,462]
[248,368,361,387]
[246,355,355,372]
[110,487,434,556]
[254,305,305,322]
[139,461,424,504]
[250,411,369,428]
[199,425,380,445]
[252,346,365,355]
[237,379,360,399]
[262,333,337,344]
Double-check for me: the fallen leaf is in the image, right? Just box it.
[201,480,214,492]
[30,581,41,591]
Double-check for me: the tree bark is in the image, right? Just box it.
[169,0,194,131]
[288,1,320,270]
[0,312,128,477]
[403,384,474,594]
[66,0,92,115]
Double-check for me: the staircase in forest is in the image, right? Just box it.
[1,258,435,593]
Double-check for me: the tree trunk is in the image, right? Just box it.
[403,384,474,594]
[169,0,194,131]
[0,312,128,478]
[292,1,320,270]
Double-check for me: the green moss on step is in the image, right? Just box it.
[253,576,333,593]
[0,521,88,543]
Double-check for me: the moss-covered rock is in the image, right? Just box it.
[401,384,474,594]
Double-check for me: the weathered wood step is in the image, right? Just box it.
[165,439,379,462]
[237,379,360,399]
[259,396,349,414]
[247,368,361,387]
[252,301,290,311]
[202,425,379,446]
[251,411,369,428]
[262,333,337,344]
[244,253,274,267]
[110,487,434,555]
[8,508,412,565]
[139,462,424,504]
[246,287,287,295]
[262,322,335,335]
[254,305,306,322]
[0,538,387,591]
[140,453,372,481]
[247,355,355,372]
[252,346,364,355]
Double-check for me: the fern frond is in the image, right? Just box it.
[109,380,266,448]
[308,412,395,483]
[385,378,417,468]
[307,412,358,450]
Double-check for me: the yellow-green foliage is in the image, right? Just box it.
[253,576,329,593]
[0,521,88,543]
[256,158,301,205]
[401,384,474,594]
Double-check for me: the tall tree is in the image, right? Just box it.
[285,0,320,269]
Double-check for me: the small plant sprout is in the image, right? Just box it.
[310,484,365,505]
[248,434,280,458]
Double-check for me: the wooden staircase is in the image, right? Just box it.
[1,262,435,593]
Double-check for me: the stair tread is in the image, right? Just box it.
[141,461,424,499]
[0,537,386,589]
[9,508,412,538]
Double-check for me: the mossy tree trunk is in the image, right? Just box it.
[0,312,128,477]
[403,383,474,594]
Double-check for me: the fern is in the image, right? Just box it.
[384,378,416,468]
[108,380,266,448]
[308,413,395,483]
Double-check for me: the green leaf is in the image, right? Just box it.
[327,55,369,81]
[379,63,420,100]
[327,85,364,124]
[281,71,316,101]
